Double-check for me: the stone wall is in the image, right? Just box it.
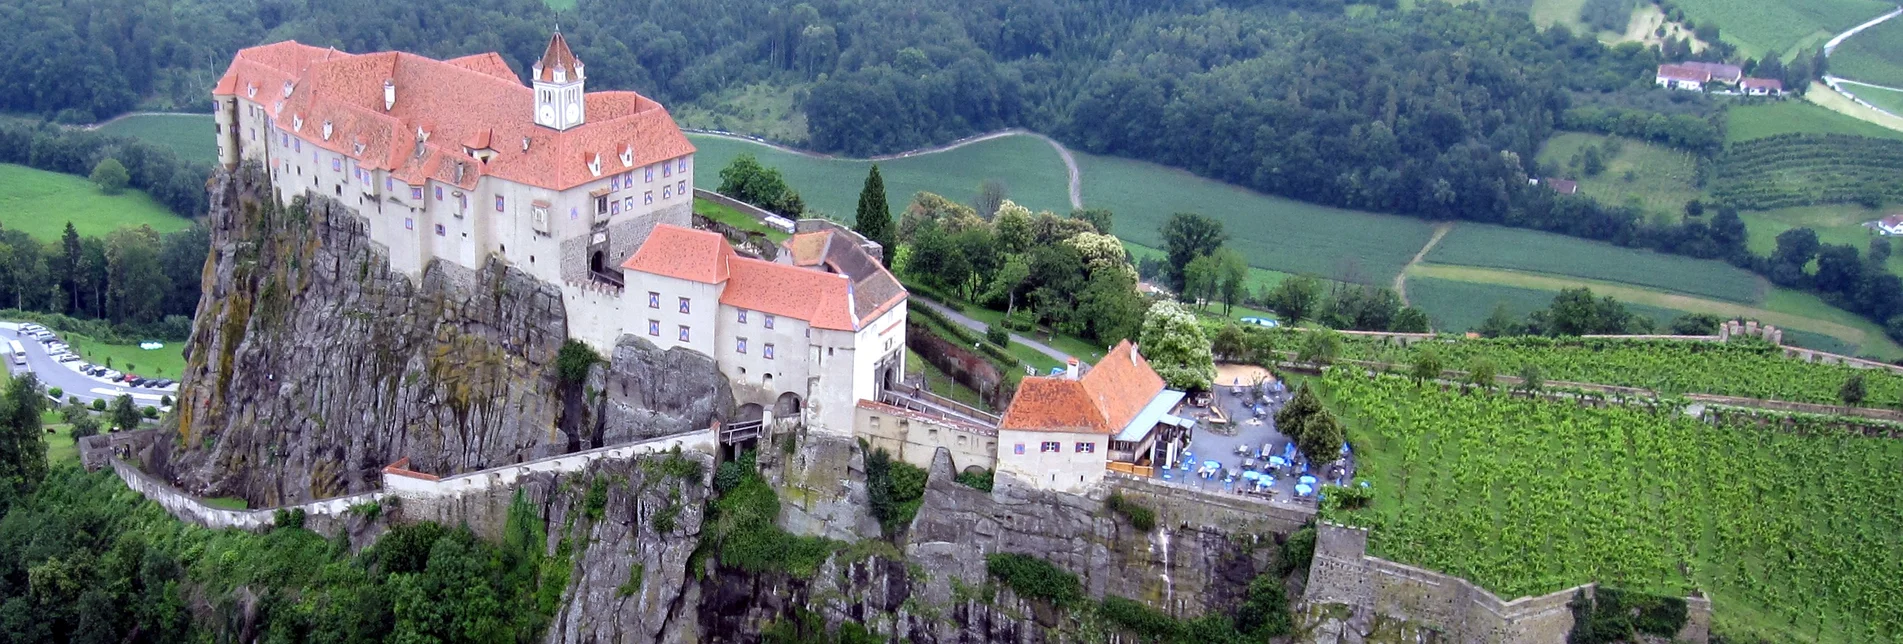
[1103,472,1314,536]
[854,400,998,473]
[1303,523,1710,644]
[690,188,794,233]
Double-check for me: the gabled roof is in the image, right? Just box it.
[1740,77,1783,91]
[1544,178,1578,195]
[621,225,735,284]
[1681,61,1742,82]
[1000,340,1168,434]
[722,258,857,331]
[212,35,693,192]
[778,228,908,325]
[1656,64,1711,83]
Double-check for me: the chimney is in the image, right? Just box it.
[383,80,395,111]
[1066,358,1079,380]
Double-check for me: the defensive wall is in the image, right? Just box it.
[1304,523,1710,643]
[853,400,998,473]
[90,428,717,532]
[1103,471,1314,535]
[690,187,795,233]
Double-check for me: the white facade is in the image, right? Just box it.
[997,429,1109,494]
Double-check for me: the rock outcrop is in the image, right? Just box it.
[162,165,728,506]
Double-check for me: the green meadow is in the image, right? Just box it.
[0,164,191,241]
[96,113,218,165]
[1426,223,1767,303]
[1726,100,1903,142]
[1536,132,1702,218]
[1670,0,1891,59]
[1827,12,1903,88]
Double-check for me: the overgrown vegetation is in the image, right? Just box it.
[984,553,1083,606]
[704,451,841,577]
[1568,586,1691,643]
[953,468,994,492]
[864,447,926,536]
[556,340,601,385]
[1104,492,1157,532]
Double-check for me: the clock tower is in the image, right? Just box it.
[532,31,585,131]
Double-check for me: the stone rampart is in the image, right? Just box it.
[1305,523,1709,643]
[107,428,717,531]
[691,187,794,233]
[1103,471,1314,535]
[853,400,997,473]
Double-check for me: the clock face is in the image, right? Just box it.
[565,102,580,122]
[538,105,555,124]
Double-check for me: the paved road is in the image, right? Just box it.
[0,325,178,406]
[911,298,1081,368]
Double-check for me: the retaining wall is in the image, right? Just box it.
[1305,523,1709,643]
[1104,471,1314,535]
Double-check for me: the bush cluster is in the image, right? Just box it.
[985,553,1083,606]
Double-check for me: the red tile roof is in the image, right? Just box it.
[621,225,735,284]
[783,231,832,267]
[1656,64,1711,84]
[1741,77,1783,92]
[533,32,583,83]
[1681,61,1742,83]
[1000,340,1167,434]
[1544,178,1578,195]
[212,34,693,192]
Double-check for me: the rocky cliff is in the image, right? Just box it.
[161,165,729,505]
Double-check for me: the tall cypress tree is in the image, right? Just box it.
[854,165,894,267]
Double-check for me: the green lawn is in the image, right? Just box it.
[1827,12,1903,87]
[1405,275,1698,333]
[1528,0,1588,30]
[43,422,76,468]
[1736,205,1903,274]
[943,303,1107,366]
[1671,0,1891,59]
[63,332,187,380]
[688,132,1073,221]
[693,197,790,243]
[1426,223,1767,303]
[905,348,988,411]
[1537,132,1702,219]
[1074,150,1438,287]
[0,164,192,241]
[1726,100,1903,142]
[97,113,217,165]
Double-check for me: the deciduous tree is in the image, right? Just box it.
[1138,301,1214,391]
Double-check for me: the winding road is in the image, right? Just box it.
[1815,7,1903,129]
[687,128,1084,210]
[910,298,1080,368]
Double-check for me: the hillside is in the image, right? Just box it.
[0,164,190,240]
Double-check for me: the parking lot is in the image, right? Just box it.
[1152,364,1356,504]
[2,323,178,405]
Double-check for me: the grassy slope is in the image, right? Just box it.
[1536,132,1701,218]
[0,164,191,241]
[692,197,790,243]
[1426,223,1767,303]
[1406,262,1903,357]
[1839,82,1903,116]
[1827,13,1903,87]
[97,113,218,165]
[1671,0,1890,59]
[904,347,988,411]
[1074,150,1436,286]
[1727,100,1903,142]
[674,84,810,144]
[1737,205,1903,273]
[687,133,1073,221]
[1528,0,1588,31]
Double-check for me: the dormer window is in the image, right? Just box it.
[620,147,634,167]
[282,81,294,97]
[273,101,283,115]
[246,83,257,98]
[321,120,333,140]
[292,115,303,131]
[587,154,602,177]
[353,142,366,155]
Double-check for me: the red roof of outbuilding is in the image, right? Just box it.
[212,34,692,192]
[621,225,735,284]
[1741,77,1784,91]
[1656,64,1711,83]
[1000,340,1167,434]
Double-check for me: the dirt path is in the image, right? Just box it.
[1406,263,1876,347]
[1392,222,1454,306]
[687,128,1084,210]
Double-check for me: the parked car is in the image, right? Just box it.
[156,379,175,388]
[103,370,122,381]
[57,355,79,363]
[128,378,148,387]
[20,324,43,333]
[1239,316,1281,328]
[113,373,131,383]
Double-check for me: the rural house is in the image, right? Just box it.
[1740,77,1784,96]
[1655,64,1712,91]
[1681,61,1743,85]
[1542,178,1579,195]
[996,341,1194,493]
[1873,214,1903,236]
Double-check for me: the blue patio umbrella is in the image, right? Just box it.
[1242,471,1261,481]
[1203,460,1221,471]
[1341,441,1352,455]
[1269,456,1289,467]
[1295,483,1314,496]
[1299,475,1318,485]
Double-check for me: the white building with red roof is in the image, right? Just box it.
[1656,64,1712,91]
[996,341,1194,493]
[214,35,908,436]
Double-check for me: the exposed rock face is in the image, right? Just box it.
[543,454,713,644]
[162,165,728,506]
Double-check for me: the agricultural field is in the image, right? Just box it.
[1827,13,1903,88]
[0,164,192,241]
[687,133,1072,221]
[1838,82,1903,116]
[96,113,217,164]
[1710,134,1903,210]
[1535,133,1702,218]
[1424,223,1766,303]
[1074,150,1437,286]
[1669,0,1891,60]
[1403,262,1902,357]
[1726,100,1903,143]
[1319,369,1903,642]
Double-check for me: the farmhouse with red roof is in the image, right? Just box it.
[996,341,1195,492]
[213,34,908,436]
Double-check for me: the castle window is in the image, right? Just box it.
[294,139,301,152]
[571,207,579,220]
[1014,444,1025,455]
[648,292,659,308]
[495,196,505,212]
[764,314,776,329]
[648,320,660,336]
[677,180,686,195]
[612,176,620,190]
[1076,442,1095,453]
[405,217,414,230]
[250,128,255,141]
[678,297,690,314]
[646,167,653,182]
[738,309,748,324]
[678,158,688,173]
[412,187,422,200]
[611,201,620,215]
[663,186,672,199]
[385,177,393,191]
[736,338,747,354]
[764,343,775,359]
[678,326,690,342]
[332,158,341,172]
[436,187,443,201]
[623,197,632,211]
[1040,442,1060,453]
[281,132,288,147]
[644,191,653,205]
[434,224,446,236]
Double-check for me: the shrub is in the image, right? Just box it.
[142,406,159,419]
[348,500,382,522]
[1099,596,1182,640]
[1278,525,1317,576]
[985,553,1082,606]
[985,324,1009,346]
[1105,492,1157,532]
[1233,573,1294,639]
[555,340,600,385]
[865,447,927,535]
[954,468,994,492]
[47,387,62,398]
[583,478,609,521]
[272,508,306,530]
[617,563,645,597]
[91,398,106,411]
